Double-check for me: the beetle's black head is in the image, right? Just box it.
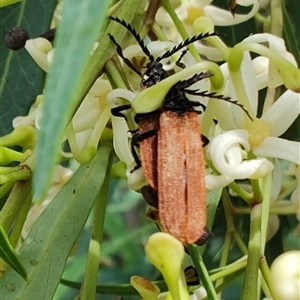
[141,60,168,89]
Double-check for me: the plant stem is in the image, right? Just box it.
[258,173,273,298]
[211,256,248,282]
[228,182,253,204]
[270,0,283,37]
[160,0,201,62]
[105,59,128,90]
[60,278,168,295]
[0,180,32,232]
[187,244,218,300]
[0,182,14,198]
[80,151,113,300]
[241,204,262,300]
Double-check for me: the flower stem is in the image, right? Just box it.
[187,244,218,300]
[234,204,297,215]
[260,173,272,251]
[160,0,201,62]
[105,59,128,90]
[8,190,32,247]
[228,182,253,203]
[270,0,283,37]
[259,256,280,300]
[210,256,248,282]
[0,166,32,185]
[80,148,113,300]
[241,204,262,300]
[60,278,168,295]
[229,42,300,92]
[0,180,32,232]
[0,182,14,198]
[250,178,263,205]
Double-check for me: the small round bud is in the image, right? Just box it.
[5,27,29,50]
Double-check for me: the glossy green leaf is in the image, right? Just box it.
[0,0,57,136]
[0,224,27,280]
[33,0,112,202]
[282,1,300,66]
[33,0,143,202]
[1,142,113,300]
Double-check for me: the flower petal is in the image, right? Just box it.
[111,116,134,166]
[253,137,300,165]
[204,0,259,26]
[130,275,160,300]
[205,173,234,190]
[25,38,52,72]
[252,56,269,90]
[72,95,101,132]
[208,129,274,179]
[126,162,147,191]
[261,90,300,137]
[242,33,298,87]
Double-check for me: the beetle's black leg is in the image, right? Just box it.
[111,104,132,119]
[157,32,221,62]
[201,135,209,147]
[130,129,158,173]
[175,49,188,69]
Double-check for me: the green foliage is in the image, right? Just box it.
[0,0,57,135]
[0,224,27,280]
[1,142,113,299]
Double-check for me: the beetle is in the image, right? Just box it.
[156,72,211,243]
[131,71,227,243]
[108,19,251,243]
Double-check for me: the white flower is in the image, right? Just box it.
[204,33,300,189]
[156,0,259,34]
[22,165,72,238]
[25,38,53,72]
[154,0,259,61]
[70,79,112,151]
[13,95,44,130]
[206,129,274,189]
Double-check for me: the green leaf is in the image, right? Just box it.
[0,224,27,280]
[0,0,57,135]
[33,0,143,202]
[1,142,113,300]
[282,1,300,70]
[33,0,113,202]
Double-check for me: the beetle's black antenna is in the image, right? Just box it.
[172,72,253,121]
[109,17,155,62]
[164,71,253,121]
[156,32,221,62]
[108,33,142,76]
